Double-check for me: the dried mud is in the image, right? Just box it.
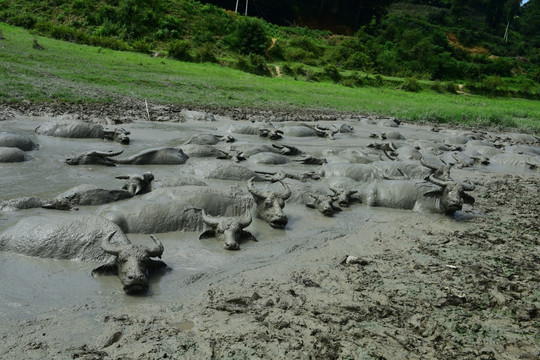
[0,103,539,360]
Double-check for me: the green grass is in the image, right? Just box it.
[1,23,539,133]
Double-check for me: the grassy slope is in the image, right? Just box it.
[1,23,539,132]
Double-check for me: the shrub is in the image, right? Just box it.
[281,63,296,76]
[323,65,341,83]
[284,47,316,63]
[227,16,269,56]
[8,13,37,29]
[288,36,324,57]
[194,44,218,63]
[131,39,152,54]
[236,54,271,76]
[267,39,285,60]
[167,40,192,61]
[344,52,374,71]
[401,77,422,92]
[340,72,364,87]
[431,81,444,93]
[481,75,507,92]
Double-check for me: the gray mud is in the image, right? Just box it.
[0,105,538,360]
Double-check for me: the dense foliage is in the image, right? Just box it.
[0,0,538,97]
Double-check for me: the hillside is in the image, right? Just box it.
[0,0,539,96]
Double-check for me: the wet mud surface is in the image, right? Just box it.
[0,104,539,359]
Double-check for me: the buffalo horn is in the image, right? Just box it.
[147,235,164,258]
[101,231,121,256]
[247,177,266,198]
[278,180,291,200]
[201,209,220,227]
[420,157,439,172]
[91,149,124,157]
[238,211,252,228]
[427,174,451,187]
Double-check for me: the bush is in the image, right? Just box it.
[168,40,192,61]
[323,65,341,83]
[431,80,445,93]
[227,17,269,56]
[344,52,374,71]
[281,63,296,76]
[236,54,271,76]
[340,72,364,87]
[194,44,218,63]
[480,75,507,92]
[267,39,285,60]
[8,13,37,29]
[131,39,152,54]
[400,77,422,92]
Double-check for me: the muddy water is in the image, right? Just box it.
[0,115,537,326]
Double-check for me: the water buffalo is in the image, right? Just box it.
[66,149,123,166]
[45,184,133,209]
[66,148,189,166]
[199,210,256,250]
[305,194,342,216]
[180,144,230,159]
[98,186,253,233]
[259,128,284,140]
[92,231,167,294]
[323,148,376,164]
[329,187,358,207]
[184,134,235,145]
[116,172,155,195]
[0,132,39,150]
[248,152,289,165]
[0,196,47,212]
[0,147,27,163]
[355,173,475,215]
[272,144,302,156]
[317,161,431,182]
[190,162,263,181]
[312,125,339,139]
[279,124,320,137]
[247,177,290,229]
[180,109,216,122]
[36,119,130,144]
[0,214,130,262]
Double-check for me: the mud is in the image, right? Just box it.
[0,103,539,360]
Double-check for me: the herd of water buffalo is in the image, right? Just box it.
[1,113,538,294]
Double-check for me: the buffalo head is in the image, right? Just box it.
[199,210,255,250]
[116,172,155,195]
[329,187,358,207]
[306,194,342,216]
[93,231,166,294]
[259,128,284,140]
[66,149,123,166]
[247,177,290,229]
[103,128,130,144]
[424,173,476,215]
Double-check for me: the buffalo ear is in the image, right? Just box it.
[241,230,258,242]
[333,205,342,212]
[423,189,444,198]
[199,229,216,240]
[147,259,168,272]
[462,193,475,204]
[305,202,316,209]
[91,262,118,277]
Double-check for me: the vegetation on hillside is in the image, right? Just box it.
[1,23,539,133]
[0,0,539,99]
